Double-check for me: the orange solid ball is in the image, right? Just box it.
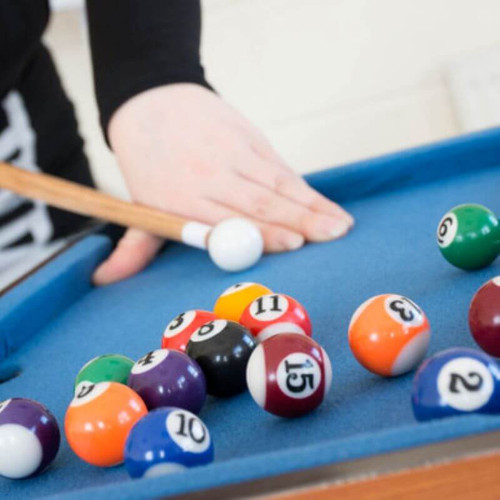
[65,381,147,467]
[348,294,430,377]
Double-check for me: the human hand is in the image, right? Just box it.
[93,84,353,285]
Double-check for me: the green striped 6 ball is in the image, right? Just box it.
[437,204,500,270]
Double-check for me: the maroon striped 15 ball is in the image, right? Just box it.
[246,333,332,418]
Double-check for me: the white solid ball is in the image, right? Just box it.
[208,218,263,272]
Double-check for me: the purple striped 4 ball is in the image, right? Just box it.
[128,349,206,413]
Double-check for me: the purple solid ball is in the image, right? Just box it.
[128,349,206,413]
[0,398,60,478]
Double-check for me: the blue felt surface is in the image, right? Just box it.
[2,129,500,499]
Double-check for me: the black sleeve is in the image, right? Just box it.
[86,0,212,138]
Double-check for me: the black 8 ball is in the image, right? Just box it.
[186,319,257,397]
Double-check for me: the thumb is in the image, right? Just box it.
[92,229,164,286]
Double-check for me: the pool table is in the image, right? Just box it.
[2,127,500,499]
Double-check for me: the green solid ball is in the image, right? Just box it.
[437,204,500,270]
[74,354,134,392]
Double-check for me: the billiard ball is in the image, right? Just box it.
[213,282,272,322]
[74,354,134,391]
[0,398,60,479]
[186,319,257,397]
[412,348,500,421]
[128,349,206,413]
[65,381,147,467]
[162,310,217,352]
[240,293,312,341]
[208,217,264,272]
[348,294,430,377]
[469,277,500,357]
[125,407,213,478]
[437,204,500,270]
[246,334,332,418]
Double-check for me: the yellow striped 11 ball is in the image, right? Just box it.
[240,293,312,342]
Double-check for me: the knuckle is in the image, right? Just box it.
[250,193,276,220]
[189,160,215,178]
[274,173,316,207]
[273,172,293,193]
[298,211,314,233]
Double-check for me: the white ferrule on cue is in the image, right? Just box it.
[181,222,212,250]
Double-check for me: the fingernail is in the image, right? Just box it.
[285,233,305,251]
[92,265,108,286]
[337,209,354,227]
[329,219,350,239]
[313,216,351,241]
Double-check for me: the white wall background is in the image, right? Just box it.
[44,0,500,198]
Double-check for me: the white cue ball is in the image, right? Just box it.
[208,218,263,272]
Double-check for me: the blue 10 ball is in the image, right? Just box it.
[124,407,214,478]
[412,348,500,421]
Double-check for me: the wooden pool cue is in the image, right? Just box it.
[0,162,264,271]
[0,162,211,249]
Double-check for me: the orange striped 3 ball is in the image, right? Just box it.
[348,294,431,377]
